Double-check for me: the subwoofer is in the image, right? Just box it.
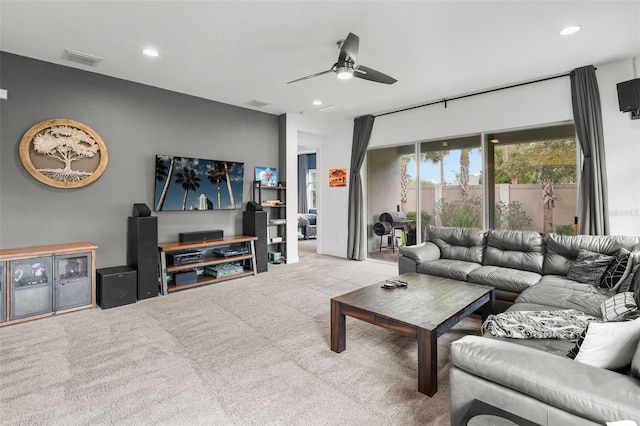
[127,216,159,300]
[96,266,137,309]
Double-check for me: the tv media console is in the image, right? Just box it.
[158,235,258,295]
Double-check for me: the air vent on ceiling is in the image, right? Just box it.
[246,99,272,108]
[62,48,103,67]
[316,104,347,114]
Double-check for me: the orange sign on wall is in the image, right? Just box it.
[329,168,347,187]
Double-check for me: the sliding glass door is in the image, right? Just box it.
[366,123,576,262]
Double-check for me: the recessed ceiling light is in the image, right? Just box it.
[142,48,159,57]
[312,100,322,106]
[559,25,581,36]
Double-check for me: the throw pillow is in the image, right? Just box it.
[635,267,640,306]
[566,318,640,369]
[600,248,632,292]
[631,340,640,379]
[617,263,639,293]
[566,249,615,286]
[600,292,637,321]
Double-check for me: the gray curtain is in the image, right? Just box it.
[570,65,609,235]
[347,115,375,260]
[298,154,308,213]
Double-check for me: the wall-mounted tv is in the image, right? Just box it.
[154,155,244,211]
[255,166,278,187]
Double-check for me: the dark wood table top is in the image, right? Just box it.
[331,272,493,332]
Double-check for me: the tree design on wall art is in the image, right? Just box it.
[19,119,108,189]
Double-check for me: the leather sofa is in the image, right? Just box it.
[398,226,640,425]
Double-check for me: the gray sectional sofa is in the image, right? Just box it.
[397,226,640,425]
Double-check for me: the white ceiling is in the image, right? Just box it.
[1,1,639,123]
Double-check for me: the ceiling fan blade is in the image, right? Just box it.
[286,69,334,84]
[338,32,359,63]
[353,65,397,84]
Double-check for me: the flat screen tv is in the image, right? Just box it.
[255,166,278,187]
[154,155,244,211]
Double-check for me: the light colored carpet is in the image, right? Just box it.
[0,242,481,425]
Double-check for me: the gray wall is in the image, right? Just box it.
[0,53,280,268]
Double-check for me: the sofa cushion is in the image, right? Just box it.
[515,276,608,318]
[427,225,486,264]
[566,249,615,286]
[468,265,541,293]
[543,233,640,276]
[483,229,544,274]
[632,340,640,379]
[451,335,640,425]
[416,259,481,281]
[566,318,640,370]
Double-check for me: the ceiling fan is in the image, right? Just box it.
[287,32,397,85]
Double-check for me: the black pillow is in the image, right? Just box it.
[567,249,615,286]
[600,248,632,291]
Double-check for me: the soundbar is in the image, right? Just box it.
[179,229,223,243]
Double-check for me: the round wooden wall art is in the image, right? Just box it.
[19,118,108,189]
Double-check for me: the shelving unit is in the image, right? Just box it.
[248,180,287,264]
[158,236,257,295]
[0,242,97,327]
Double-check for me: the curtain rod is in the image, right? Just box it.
[374,71,576,118]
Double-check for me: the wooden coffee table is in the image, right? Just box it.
[330,272,494,396]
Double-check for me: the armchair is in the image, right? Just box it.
[298,213,317,239]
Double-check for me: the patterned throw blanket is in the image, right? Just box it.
[481,309,597,339]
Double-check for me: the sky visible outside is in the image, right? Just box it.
[406,149,482,184]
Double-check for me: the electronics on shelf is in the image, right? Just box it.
[203,263,244,278]
[166,249,205,266]
[212,246,250,258]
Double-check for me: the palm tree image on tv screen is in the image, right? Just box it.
[154,154,244,211]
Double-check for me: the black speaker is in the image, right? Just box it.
[96,266,137,309]
[127,216,159,300]
[243,211,267,273]
[132,203,151,217]
[247,201,263,211]
[616,78,640,112]
[179,229,223,243]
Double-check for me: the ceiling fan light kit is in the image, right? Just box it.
[287,32,397,85]
[336,62,354,80]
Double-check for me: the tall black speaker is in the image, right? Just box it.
[243,211,267,273]
[127,216,159,300]
[616,78,640,112]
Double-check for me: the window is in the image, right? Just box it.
[419,137,482,241]
[307,169,317,211]
[365,123,576,262]
[487,124,577,234]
